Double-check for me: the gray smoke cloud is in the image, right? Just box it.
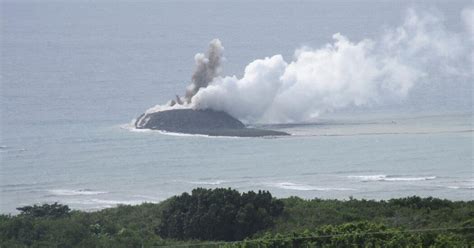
[181,39,224,104]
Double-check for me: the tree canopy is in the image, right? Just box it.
[157,188,284,241]
[16,202,71,218]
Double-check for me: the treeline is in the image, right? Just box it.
[274,196,474,235]
[0,188,473,247]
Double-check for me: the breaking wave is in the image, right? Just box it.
[348,175,437,182]
[120,122,251,139]
[48,189,108,196]
[188,180,227,185]
[269,182,354,191]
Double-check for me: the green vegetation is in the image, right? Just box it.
[225,222,469,248]
[16,202,71,219]
[274,196,473,234]
[0,189,472,247]
[158,188,283,241]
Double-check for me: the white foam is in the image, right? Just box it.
[0,145,27,153]
[446,185,474,190]
[64,198,148,206]
[188,180,227,185]
[120,122,135,131]
[156,130,214,138]
[348,175,436,182]
[48,189,107,196]
[121,122,244,139]
[348,175,387,181]
[445,180,474,190]
[270,182,353,191]
[88,199,146,205]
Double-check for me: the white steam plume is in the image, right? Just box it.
[462,7,474,41]
[148,8,473,123]
[461,7,474,68]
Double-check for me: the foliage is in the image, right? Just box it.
[225,222,472,248]
[16,202,71,218]
[0,202,169,247]
[0,190,472,247]
[387,196,454,210]
[157,188,284,241]
[271,196,474,234]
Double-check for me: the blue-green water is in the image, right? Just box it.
[1,0,472,213]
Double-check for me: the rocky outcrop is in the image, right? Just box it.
[135,109,289,137]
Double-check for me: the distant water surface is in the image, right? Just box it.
[1,0,472,213]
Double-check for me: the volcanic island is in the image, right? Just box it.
[135,109,289,137]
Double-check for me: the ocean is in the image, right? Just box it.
[1,0,472,213]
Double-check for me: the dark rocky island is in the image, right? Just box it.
[135,109,289,137]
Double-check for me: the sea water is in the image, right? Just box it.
[1,0,472,213]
